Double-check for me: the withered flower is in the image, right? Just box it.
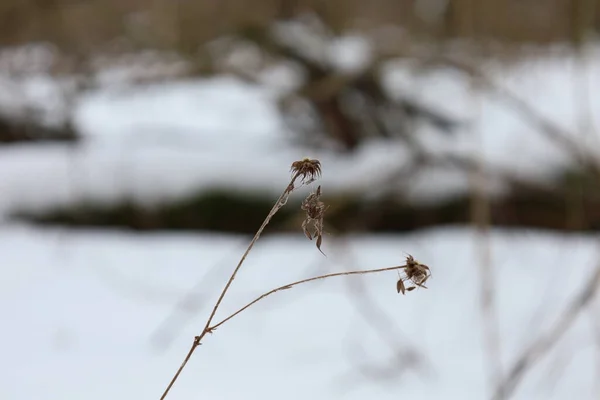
[291,158,322,185]
[396,254,431,295]
[301,185,327,255]
[396,272,406,294]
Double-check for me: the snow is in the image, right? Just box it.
[0,74,74,128]
[0,224,598,399]
[328,35,374,74]
[381,54,598,178]
[0,44,599,217]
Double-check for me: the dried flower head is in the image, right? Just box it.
[396,271,406,294]
[291,158,322,185]
[396,254,431,295]
[301,185,327,255]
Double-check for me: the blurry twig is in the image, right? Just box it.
[567,48,596,229]
[432,56,598,172]
[150,240,246,351]
[492,263,600,400]
[341,342,417,386]
[469,75,502,390]
[588,297,600,397]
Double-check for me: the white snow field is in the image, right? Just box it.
[0,225,599,400]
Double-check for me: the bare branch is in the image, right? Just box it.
[432,56,597,172]
[159,168,302,400]
[492,264,600,400]
[209,264,409,331]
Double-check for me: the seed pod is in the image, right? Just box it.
[303,227,312,240]
[290,158,322,184]
[316,235,326,256]
[396,278,405,295]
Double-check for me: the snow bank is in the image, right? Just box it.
[0,225,598,399]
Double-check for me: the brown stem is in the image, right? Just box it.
[159,173,299,400]
[209,264,408,331]
[201,173,299,332]
[159,339,199,400]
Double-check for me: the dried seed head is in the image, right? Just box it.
[291,158,322,185]
[396,276,405,294]
[396,254,431,294]
[404,255,431,288]
[301,185,327,255]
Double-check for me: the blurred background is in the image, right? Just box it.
[2,1,600,399]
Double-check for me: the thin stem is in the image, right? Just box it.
[160,339,199,400]
[159,173,299,400]
[202,173,299,332]
[209,264,408,331]
[469,76,502,390]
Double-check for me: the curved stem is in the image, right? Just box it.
[201,173,299,332]
[159,339,199,400]
[159,173,299,400]
[209,264,407,331]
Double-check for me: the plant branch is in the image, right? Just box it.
[159,339,199,400]
[492,263,600,400]
[159,172,300,400]
[201,172,300,332]
[209,263,408,331]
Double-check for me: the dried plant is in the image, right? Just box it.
[291,157,322,184]
[396,255,431,295]
[159,158,430,399]
[301,185,328,255]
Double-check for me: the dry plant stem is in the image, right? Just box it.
[210,264,407,331]
[160,342,198,400]
[492,264,600,400]
[201,172,300,332]
[159,172,300,400]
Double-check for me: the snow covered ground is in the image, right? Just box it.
[1,44,600,218]
[0,224,599,400]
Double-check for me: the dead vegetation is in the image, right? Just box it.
[159,158,431,399]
